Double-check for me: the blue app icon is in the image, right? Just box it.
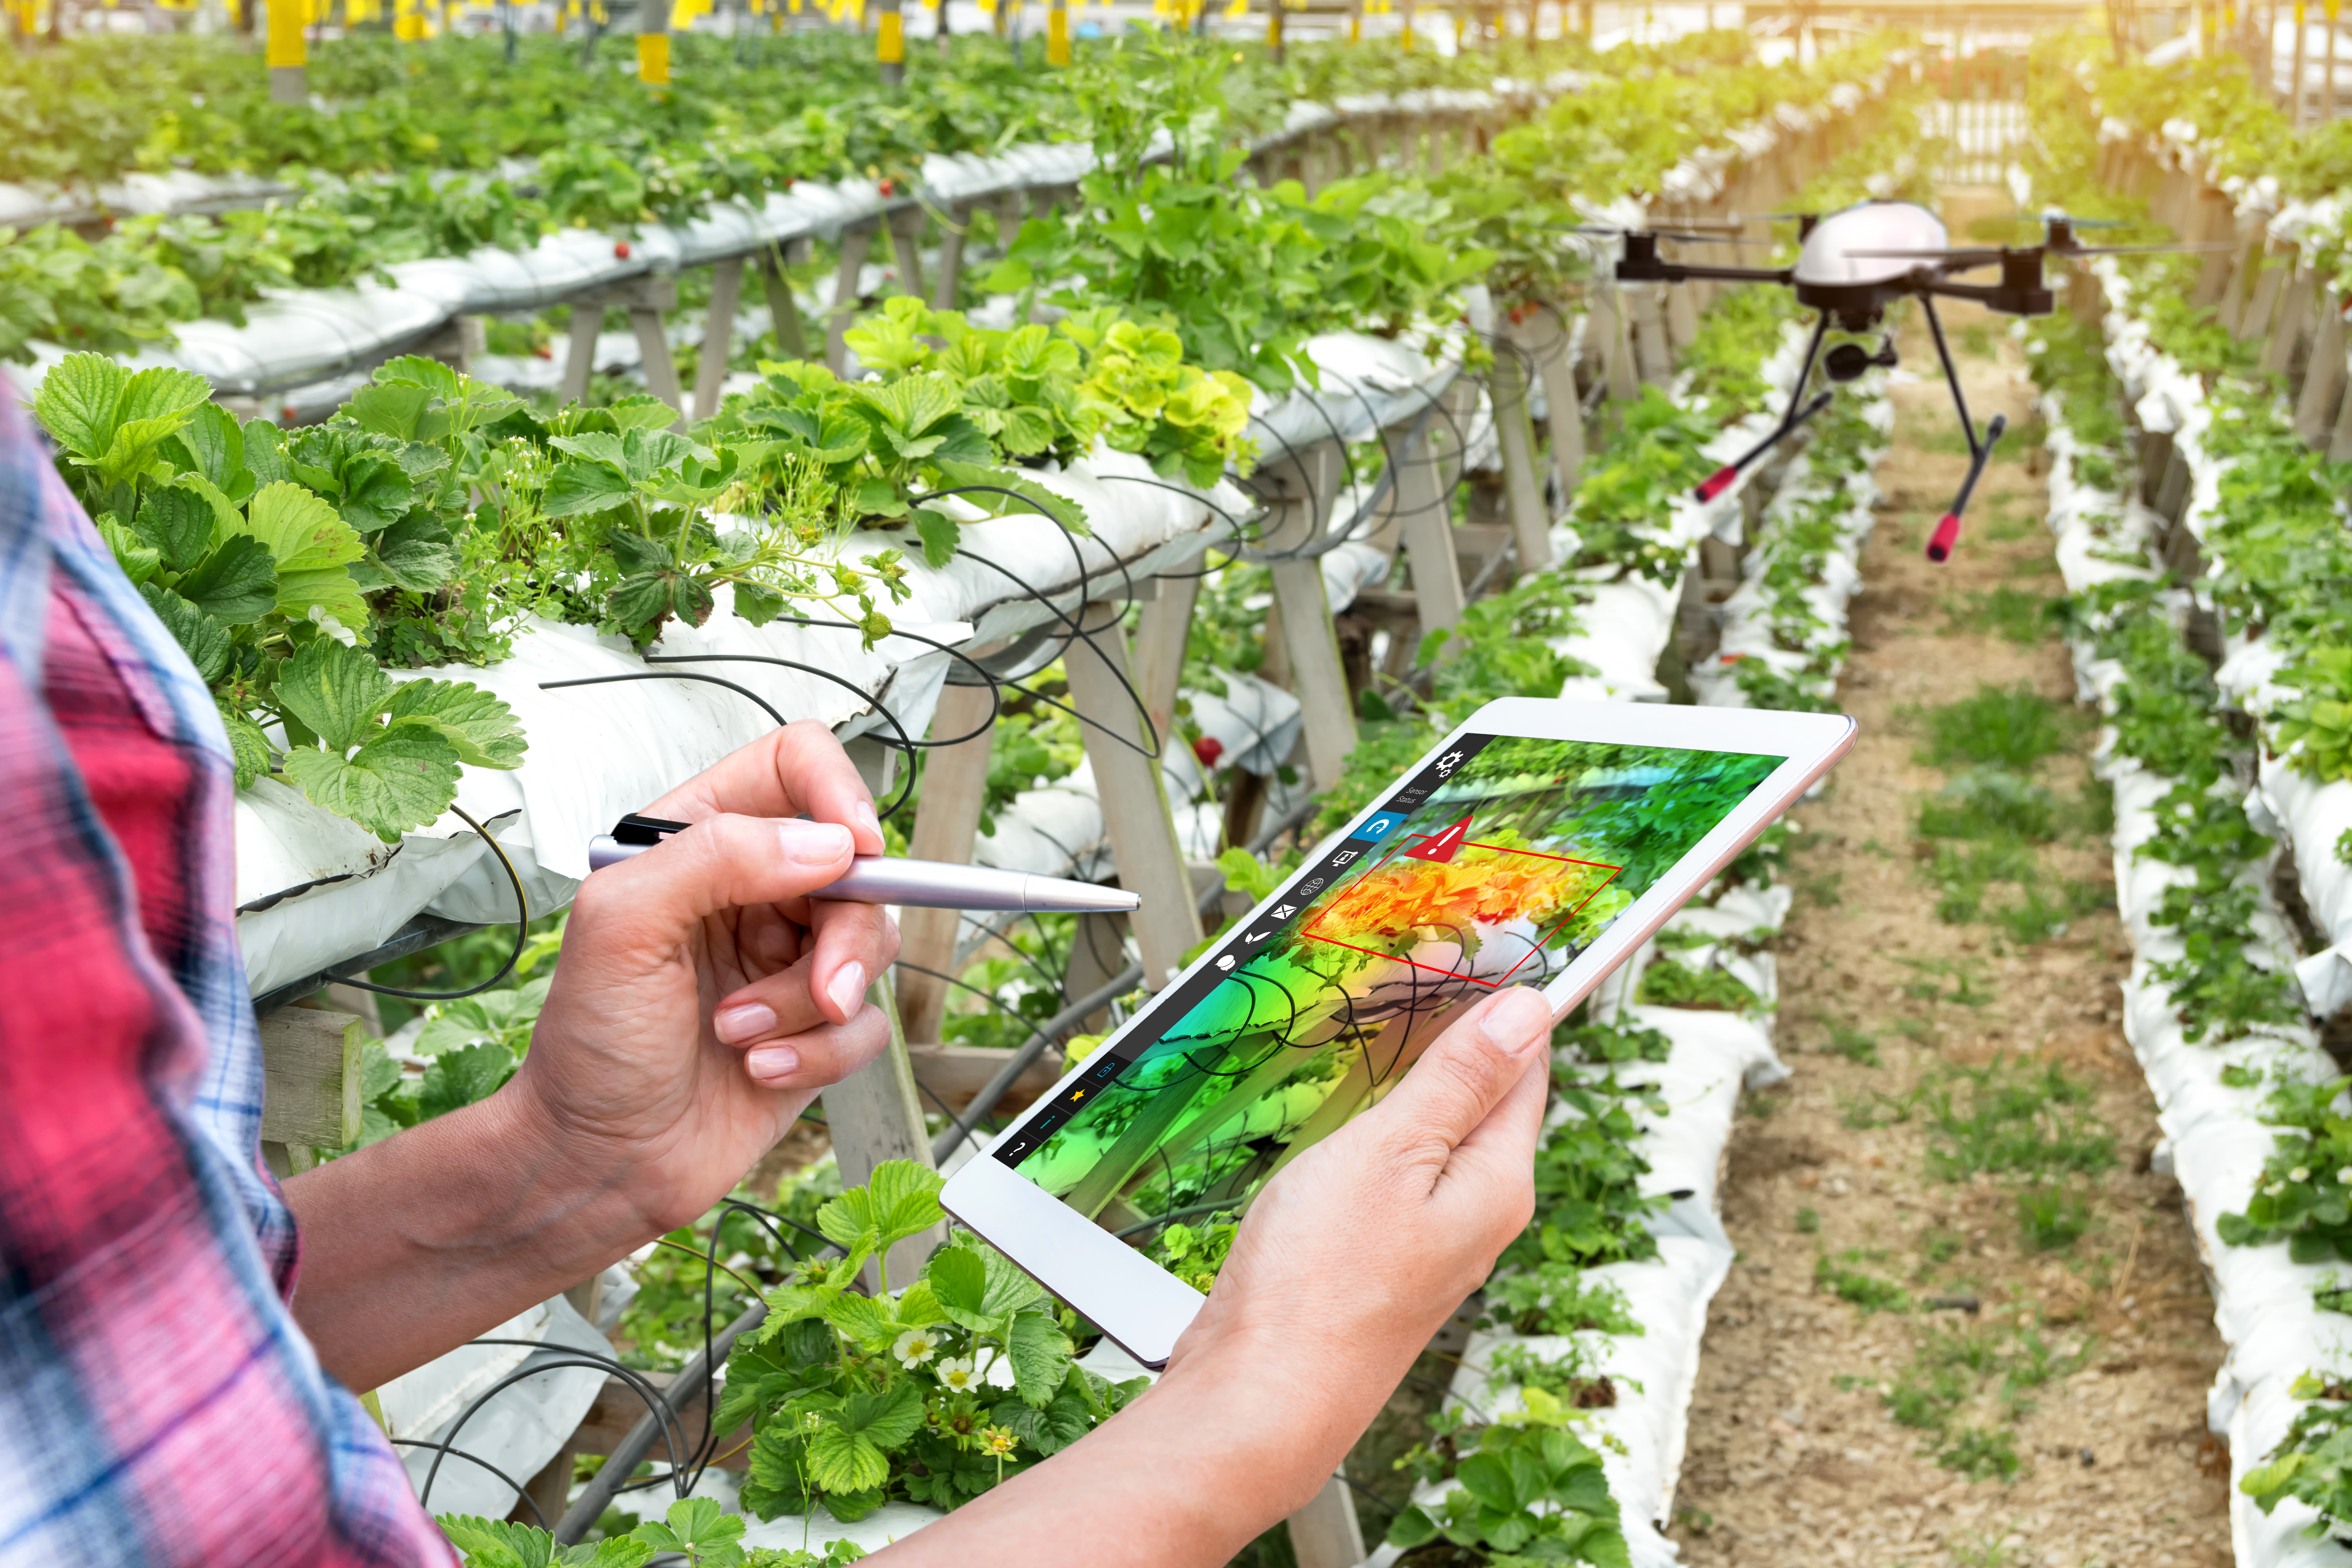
[1357,812,1406,843]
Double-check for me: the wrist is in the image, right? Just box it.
[462,1071,668,1275]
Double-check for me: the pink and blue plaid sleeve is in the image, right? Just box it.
[0,391,457,1568]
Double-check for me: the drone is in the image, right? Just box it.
[1604,203,2213,562]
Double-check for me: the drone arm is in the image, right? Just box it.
[1692,313,1829,503]
[1615,260,1797,287]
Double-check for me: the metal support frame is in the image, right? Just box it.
[886,205,929,302]
[821,980,944,1291]
[894,680,999,1046]
[825,225,876,374]
[759,242,811,362]
[1061,599,1203,991]
[1487,329,1554,571]
[692,257,746,421]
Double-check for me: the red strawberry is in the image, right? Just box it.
[614,240,632,260]
[878,177,895,196]
[1192,736,1224,769]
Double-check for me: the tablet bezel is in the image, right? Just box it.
[940,696,1857,1368]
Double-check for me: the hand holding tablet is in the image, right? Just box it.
[942,696,1857,1366]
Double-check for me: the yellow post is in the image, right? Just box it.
[877,0,903,84]
[2328,0,2341,120]
[267,0,308,102]
[639,0,671,85]
[1047,0,1068,62]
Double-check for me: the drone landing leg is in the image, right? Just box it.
[1693,313,1831,502]
[1920,296,2004,563]
[1927,413,2007,562]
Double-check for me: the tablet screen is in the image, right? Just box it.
[990,733,1786,1246]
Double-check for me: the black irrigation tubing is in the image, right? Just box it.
[1109,1196,1242,1240]
[334,804,532,1003]
[639,653,917,822]
[539,669,788,728]
[926,962,1144,1165]
[922,483,1110,621]
[893,957,1066,1051]
[555,1303,766,1542]
[717,1194,832,1255]
[945,547,1164,761]
[928,831,1304,1163]
[383,1438,549,1528]
[422,1352,685,1516]
[763,614,1005,740]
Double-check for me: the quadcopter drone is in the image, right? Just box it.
[1601,202,2209,562]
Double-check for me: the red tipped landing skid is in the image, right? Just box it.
[1612,204,2224,562]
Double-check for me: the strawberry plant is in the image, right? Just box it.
[441,1497,864,1566]
[715,1160,1147,1521]
[1387,1392,1632,1568]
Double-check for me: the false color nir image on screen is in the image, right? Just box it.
[991,733,1785,1248]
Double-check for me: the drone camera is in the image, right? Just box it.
[1823,336,1898,383]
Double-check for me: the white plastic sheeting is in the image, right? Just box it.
[2042,357,2352,1568]
[382,1293,614,1524]
[1358,1006,1790,1568]
[233,444,1249,997]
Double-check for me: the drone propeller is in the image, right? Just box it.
[1844,240,2233,266]
[1569,225,1773,247]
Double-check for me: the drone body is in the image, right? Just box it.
[1606,199,2144,561]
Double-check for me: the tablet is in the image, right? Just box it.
[939,696,1856,1367]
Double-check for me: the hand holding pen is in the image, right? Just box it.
[589,814,1141,914]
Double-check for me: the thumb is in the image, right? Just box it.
[1372,986,1555,1156]
[574,814,856,950]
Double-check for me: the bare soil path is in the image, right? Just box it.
[1666,323,2233,1568]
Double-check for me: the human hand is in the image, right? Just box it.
[507,722,903,1236]
[1159,986,1553,1500]
[862,987,1553,1568]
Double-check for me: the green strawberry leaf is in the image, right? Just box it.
[274,637,393,753]
[911,508,960,570]
[32,351,124,461]
[218,702,275,791]
[1005,1308,1074,1408]
[370,513,461,593]
[384,678,526,769]
[542,458,636,518]
[135,483,216,573]
[176,535,278,627]
[96,515,161,588]
[139,584,230,685]
[416,1040,516,1120]
[346,381,434,443]
[280,724,464,842]
[805,1426,889,1495]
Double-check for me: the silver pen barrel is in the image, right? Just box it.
[586,836,1138,913]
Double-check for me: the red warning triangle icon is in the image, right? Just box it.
[1401,812,1474,864]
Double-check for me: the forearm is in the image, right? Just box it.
[874,1340,1358,1568]
[282,1082,795,1391]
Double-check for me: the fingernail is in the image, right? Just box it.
[827,961,868,1019]
[747,1043,801,1082]
[1480,989,1551,1056]
[853,800,882,846]
[714,1002,777,1044]
[779,818,854,867]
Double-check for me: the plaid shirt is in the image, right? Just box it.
[0,392,455,1568]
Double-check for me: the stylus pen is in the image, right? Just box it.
[586,814,1141,914]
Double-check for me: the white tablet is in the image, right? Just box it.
[939,696,1856,1367]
